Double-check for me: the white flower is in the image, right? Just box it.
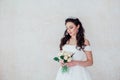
[64,56,68,60]
[65,52,71,55]
[68,54,72,57]
[67,58,72,62]
[63,52,68,55]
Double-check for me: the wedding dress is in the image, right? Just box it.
[55,44,92,80]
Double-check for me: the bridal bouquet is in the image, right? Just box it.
[53,50,74,73]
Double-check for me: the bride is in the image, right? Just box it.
[55,17,93,80]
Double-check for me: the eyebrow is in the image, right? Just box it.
[66,25,73,28]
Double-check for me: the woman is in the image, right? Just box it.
[55,17,93,80]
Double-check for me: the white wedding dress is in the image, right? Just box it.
[55,44,92,80]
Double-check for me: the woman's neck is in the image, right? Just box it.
[71,35,76,40]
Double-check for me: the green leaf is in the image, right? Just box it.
[64,60,67,63]
[60,55,64,59]
[53,57,59,62]
[61,65,69,73]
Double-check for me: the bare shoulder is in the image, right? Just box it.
[84,39,90,46]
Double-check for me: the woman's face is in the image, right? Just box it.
[66,22,79,37]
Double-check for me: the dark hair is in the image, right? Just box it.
[60,17,85,50]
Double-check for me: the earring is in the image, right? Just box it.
[66,32,69,35]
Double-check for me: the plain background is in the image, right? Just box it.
[0,0,120,80]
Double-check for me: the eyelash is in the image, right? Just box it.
[70,27,73,29]
[66,27,73,30]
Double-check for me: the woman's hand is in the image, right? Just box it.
[65,60,93,67]
[59,60,78,67]
[59,60,65,66]
[60,59,93,67]
[65,60,79,67]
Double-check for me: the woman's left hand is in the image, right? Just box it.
[65,60,79,67]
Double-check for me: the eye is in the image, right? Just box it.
[69,26,73,29]
[66,26,73,30]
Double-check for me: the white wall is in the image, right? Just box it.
[0,0,120,80]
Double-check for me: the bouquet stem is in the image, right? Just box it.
[61,65,69,73]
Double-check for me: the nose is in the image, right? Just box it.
[67,29,70,33]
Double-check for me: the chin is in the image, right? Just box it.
[69,34,73,36]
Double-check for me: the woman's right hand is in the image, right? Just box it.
[59,60,65,66]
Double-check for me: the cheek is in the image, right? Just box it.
[67,29,70,33]
[72,28,78,33]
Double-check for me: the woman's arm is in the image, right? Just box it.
[76,51,93,67]
[66,39,93,67]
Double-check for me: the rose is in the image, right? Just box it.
[67,58,72,62]
[64,55,68,60]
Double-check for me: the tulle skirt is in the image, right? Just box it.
[55,66,92,80]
